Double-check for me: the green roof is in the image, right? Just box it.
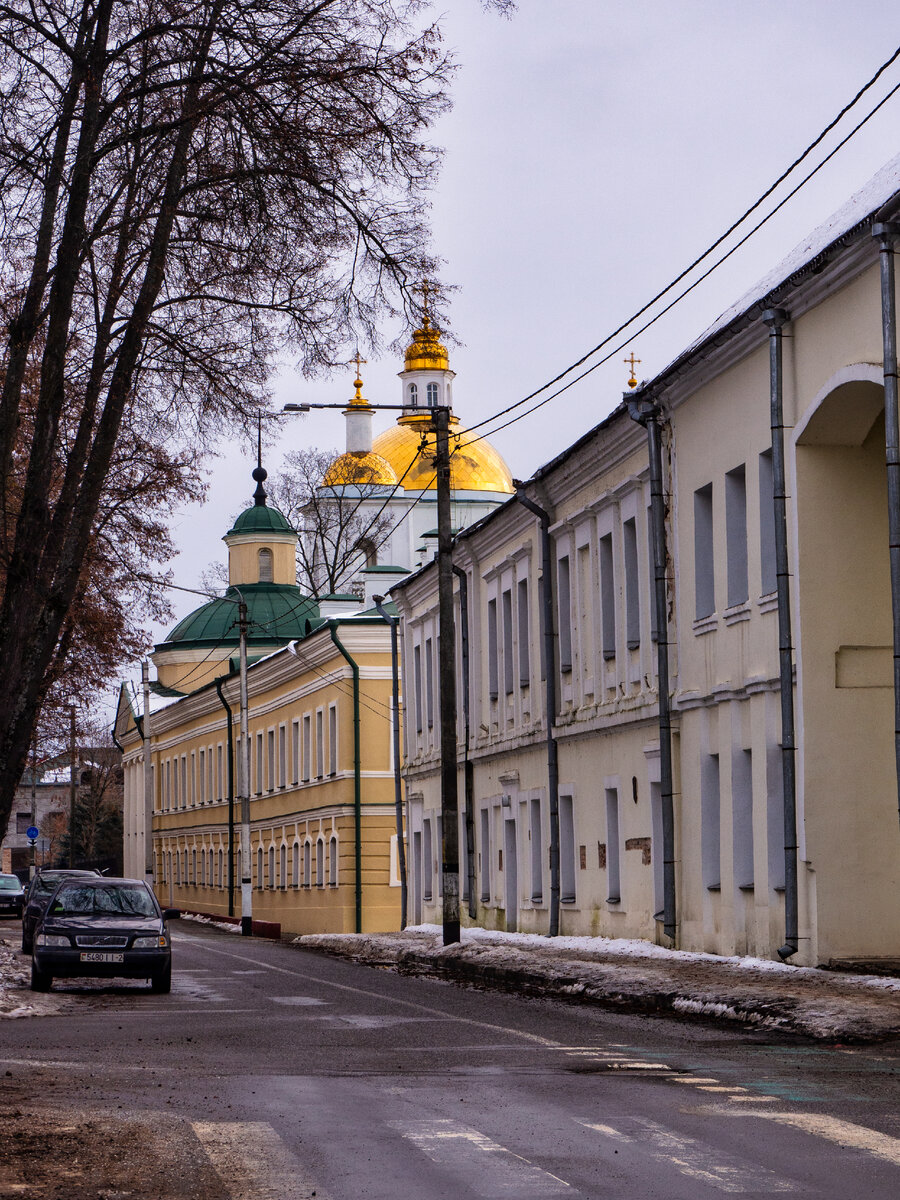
[225,503,296,538]
[157,584,318,651]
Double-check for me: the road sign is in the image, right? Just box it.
[26,826,39,840]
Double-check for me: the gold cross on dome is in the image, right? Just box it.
[625,352,641,390]
[416,279,434,326]
[351,350,367,405]
[352,350,367,378]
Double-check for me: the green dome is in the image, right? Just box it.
[157,584,318,651]
[225,503,296,538]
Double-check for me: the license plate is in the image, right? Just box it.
[79,952,124,963]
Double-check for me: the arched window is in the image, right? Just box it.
[316,838,325,887]
[258,547,274,583]
[356,536,377,568]
[304,840,311,886]
[268,844,276,889]
[182,849,188,881]
[280,843,286,889]
[408,383,418,407]
[256,846,263,889]
[292,842,300,887]
[199,849,205,886]
[426,382,438,407]
[329,835,338,886]
[191,848,197,883]
[218,848,224,888]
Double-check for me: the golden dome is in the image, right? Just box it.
[403,319,450,372]
[372,418,513,494]
[323,450,398,487]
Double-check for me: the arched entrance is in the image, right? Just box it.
[794,367,900,962]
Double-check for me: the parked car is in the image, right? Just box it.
[0,873,25,918]
[30,877,178,994]
[20,868,101,953]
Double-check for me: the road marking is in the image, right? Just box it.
[391,1119,571,1196]
[192,1120,328,1200]
[582,1118,796,1193]
[270,996,327,1006]
[716,1109,900,1167]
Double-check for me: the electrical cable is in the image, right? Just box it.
[461,43,900,441]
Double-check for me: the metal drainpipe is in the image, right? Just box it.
[873,222,900,836]
[625,395,677,942]
[328,621,362,934]
[762,308,800,960]
[513,487,561,936]
[451,564,477,921]
[215,675,236,919]
[372,595,408,930]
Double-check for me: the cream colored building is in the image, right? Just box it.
[393,159,900,966]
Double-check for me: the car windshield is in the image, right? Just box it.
[49,884,157,918]
[0,876,20,890]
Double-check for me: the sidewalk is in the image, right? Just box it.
[296,925,900,1043]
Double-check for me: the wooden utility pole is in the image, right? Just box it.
[142,660,154,885]
[433,406,460,944]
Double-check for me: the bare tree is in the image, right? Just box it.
[0,0,462,834]
[268,447,395,597]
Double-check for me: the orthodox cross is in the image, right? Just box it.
[417,278,434,325]
[625,352,641,389]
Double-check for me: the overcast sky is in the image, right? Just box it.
[115,0,900,709]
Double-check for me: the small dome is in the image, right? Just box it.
[159,583,318,650]
[226,505,296,538]
[403,321,450,372]
[372,420,513,494]
[323,450,399,487]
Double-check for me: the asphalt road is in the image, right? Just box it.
[2,919,900,1199]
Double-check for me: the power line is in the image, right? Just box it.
[461,42,900,441]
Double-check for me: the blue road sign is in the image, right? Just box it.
[25,825,39,840]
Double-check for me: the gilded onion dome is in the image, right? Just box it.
[372,419,514,494]
[323,449,398,487]
[404,318,450,372]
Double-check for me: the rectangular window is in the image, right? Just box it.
[557,556,572,672]
[166,759,172,810]
[198,749,205,803]
[278,725,286,788]
[328,704,337,775]
[217,744,223,801]
[480,808,491,902]
[414,644,423,734]
[180,756,187,808]
[316,710,324,778]
[605,787,621,903]
[208,746,214,803]
[502,588,514,695]
[599,534,616,660]
[423,818,433,902]
[701,753,721,889]
[725,464,748,607]
[732,747,754,890]
[623,518,640,650]
[302,715,311,782]
[518,579,530,685]
[267,729,275,791]
[487,599,499,699]
[530,796,543,902]
[425,637,434,729]
[255,732,263,794]
[559,793,576,903]
[291,720,300,785]
[694,483,715,619]
[190,752,196,806]
[766,741,785,891]
[234,738,241,797]
[759,449,777,596]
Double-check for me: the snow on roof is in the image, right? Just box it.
[671,151,900,370]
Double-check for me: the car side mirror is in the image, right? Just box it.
[163,909,181,921]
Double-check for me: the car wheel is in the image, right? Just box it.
[149,963,171,994]
[30,961,52,992]
[21,931,32,955]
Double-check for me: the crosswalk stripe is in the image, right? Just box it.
[390,1118,571,1196]
[581,1117,797,1193]
[192,1120,328,1200]
[715,1110,900,1167]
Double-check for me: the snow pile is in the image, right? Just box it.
[180,912,242,934]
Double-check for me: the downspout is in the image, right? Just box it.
[451,564,477,920]
[513,487,561,936]
[625,394,677,942]
[215,675,236,919]
[762,308,800,960]
[372,595,408,930]
[328,621,362,934]
[873,222,900,837]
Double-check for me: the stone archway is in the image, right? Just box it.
[793,366,900,962]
